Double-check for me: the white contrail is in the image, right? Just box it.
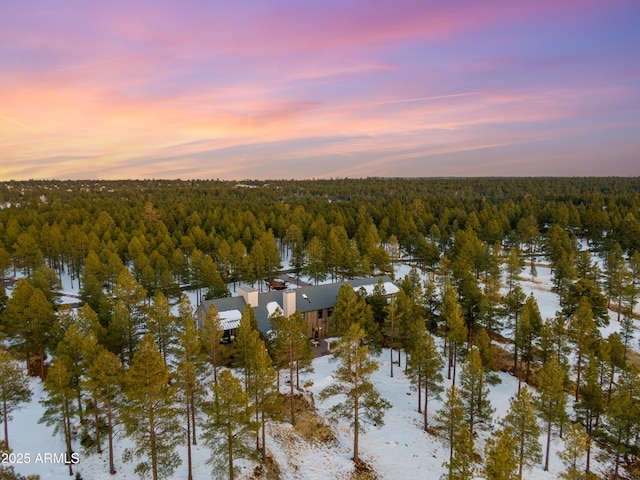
[0,114,39,133]
[374,91,483,106]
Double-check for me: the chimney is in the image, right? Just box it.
[283,289,296,318]
[238,285,259,307]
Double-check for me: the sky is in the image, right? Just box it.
[1,0,639,181]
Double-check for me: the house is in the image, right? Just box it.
[194,276,398,341]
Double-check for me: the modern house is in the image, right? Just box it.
[194,276,398,341]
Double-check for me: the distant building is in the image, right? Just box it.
[194,277,398,342]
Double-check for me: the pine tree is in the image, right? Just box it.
[112,268,146,364]
[246,337,281,459]
[84,350,124,475]
[569,298,598,401]
[0,350,32,450]
[519,295,542,384]
[121,334,181,480]
[332,283,379,343]
[517,214,539,279]
[56,324,100,423]
[574,354,603,473]
[25,289,55,380]
[75,303,106,341]
[501,386,541,480]
[39,359,76,476]
[504,285,525,377]
[505,246,524,292]
[442,281,467,385]
[394,287,423,368]
[269,309,312,426]
[173,311,204,480]
[436,385,469,480]
[459,347,493,433]
[200,304,224,385]
[319,323,390,464]
[482,242,503,335]
[602,369,640,479]
[203,369,258,480]
[383,298,398,377]
[4,282,53,379]
[605,242,629,321]
[536,353,567,471]
[302,236,326,286]
[558,422,589,480]
[447,423,475,480]
[475,327,496,372]
[484,426,518,480]
[233,304,261,390]
[146,291,179,366]
[405,328,443,431]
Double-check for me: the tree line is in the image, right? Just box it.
[2,177,640,478]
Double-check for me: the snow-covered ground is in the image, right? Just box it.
[5,250,636,479]
[8,348,600,480]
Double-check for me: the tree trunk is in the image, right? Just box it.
[63,398,73,476]
[191,395,197,445]
[575,355,582,401]
[423,384,429,431]
[353,342,360,464]
[107,395,116,474]
[586,435,591,473]
[261,410,267,460]
[289,336,295,426]
[518,438,524,480]
[93,391,102,453]
[40,345,46,380]
[452,348,457,387]
[228,424,235,480]
[3,396,9,450]
[517,359,522,394]
[149,406,158,480]
[186,403,193,480]
[544,418,551,471]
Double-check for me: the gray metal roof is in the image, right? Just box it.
[197,276,395,334]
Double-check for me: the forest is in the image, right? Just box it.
[1,176,640,480]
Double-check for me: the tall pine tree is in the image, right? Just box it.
[501,386,541,480]
[405,328,443,431]
[121,334,181,480]
[436,385,474,480]
[459,347,494,433]
[536,353,567,471]
[39,359,76,476]
[0,349,32,450]
[203,369,258,480]
[173,308,204,480]
[269,309,311,426]
[84,349,124,475]
[319,323,390,464]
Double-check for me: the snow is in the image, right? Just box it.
[357,282,400,297]
[218,309,243,330]
[3,249,633,479]
[298,351,579,480]
[266,301,282,317]
[8,349,598,479]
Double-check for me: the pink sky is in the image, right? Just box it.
[1,0,639,180]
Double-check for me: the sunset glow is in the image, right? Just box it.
[1,0,639,180]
